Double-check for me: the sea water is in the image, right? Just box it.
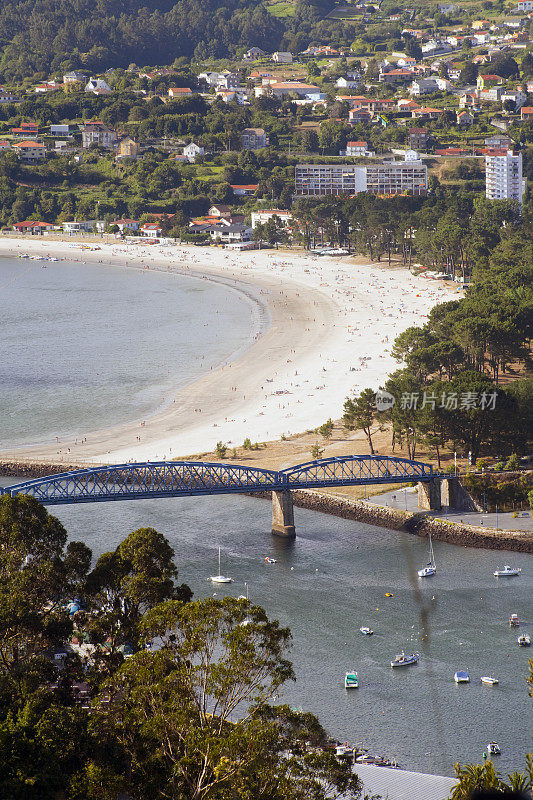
[0,255,264,449]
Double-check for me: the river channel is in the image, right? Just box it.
[2,484,532,778]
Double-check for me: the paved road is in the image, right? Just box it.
[369,486,533,533]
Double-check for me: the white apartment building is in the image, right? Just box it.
[485,149,524,205]
[251,209,293,228]
[294,159,427,197]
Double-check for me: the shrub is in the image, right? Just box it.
[243,437,252,450]
[311,443,324,459]
[504,453,520,471]
[215,441,227,458]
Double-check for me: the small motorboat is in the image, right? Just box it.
[454,670,470,683]
[335,744,354,760]
[494,566,521,577]
[385,592,393,597]
[509,614,519,627]
[517,634,531,647]
[345,671,359,689]
[487,742,501,755]
[391,652,419,668]
[360,626,374,635]
[481,676,499,686]
[265,557,277,564]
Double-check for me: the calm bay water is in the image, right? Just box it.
[0,255,263,448]
[1,256,531,779]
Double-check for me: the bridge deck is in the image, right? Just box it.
[1,456,435,506]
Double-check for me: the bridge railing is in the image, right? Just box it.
[1,455,435,505]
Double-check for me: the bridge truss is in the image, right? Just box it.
[1,456,434,506]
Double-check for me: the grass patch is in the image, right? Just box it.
[265,0,295,17]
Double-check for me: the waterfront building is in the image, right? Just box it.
[294,159,427,197]
[485,149,524,205]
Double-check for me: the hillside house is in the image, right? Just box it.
[457,110,474,125]
[85,78,111,95]
[273,52,293,63]
[11,122,38,137]
[81,121,117,149]
[241,127,268,150]
[168,87,193,98]
[117,137,140,158]
[12,221,54,234]
[12,140,45,161]
[230,184,258,196]
[183,142,205,161]
[113,219,140,233]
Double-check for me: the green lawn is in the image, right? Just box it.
[265,0,295,17]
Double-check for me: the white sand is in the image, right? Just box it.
[0,236,461,464]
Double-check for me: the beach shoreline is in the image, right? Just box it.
[0,236,460,464]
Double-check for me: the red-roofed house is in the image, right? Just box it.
[380,69,414,84]
[230,184,259,196]
[168,87,192,97]
[345,141,371,156]
[12,140,45,161]
[113,219,140,233]
[411,107,443,119]
[521,107,533,121]
[140,223,163,238]
[12,221,54,234]
[457,110,474,125]
[11,122,38,137]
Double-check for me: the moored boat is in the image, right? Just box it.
[360,626,374,635]
[210,547,233,584]
[517,634,531,647]
[481,676,499,686]
[487,742,501,755]
[494,565,521,577]
[391,652,419,668]
[454,670,470,683]
[509,614,519,627]
[418,534,437,577]
[345,671,359,688]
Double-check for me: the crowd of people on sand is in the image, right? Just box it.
[8,239,455,463]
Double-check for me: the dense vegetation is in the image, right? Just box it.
[0,493,361,800]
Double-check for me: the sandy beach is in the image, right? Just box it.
[0,236,461,465]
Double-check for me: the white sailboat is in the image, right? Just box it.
[210,547,233,584]
[418,534,437,577]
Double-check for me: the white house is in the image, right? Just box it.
[335,77,359,90]
[409,78,440,95]
[140,223,163,238]
[183,142,205,161]
[113,219,140,233]
[63,220,105,234]
[251,209,292,228]
[517,0,533,9]
[85,78,111,94]
[345,141,374,157]
[209,223,253,242]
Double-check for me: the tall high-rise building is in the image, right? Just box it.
[485,149,523,205]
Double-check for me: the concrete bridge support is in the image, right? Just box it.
[417,479,442,511]
[272,491,296,538]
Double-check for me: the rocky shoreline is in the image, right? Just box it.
[2,462,532,553]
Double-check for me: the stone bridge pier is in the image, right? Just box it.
[272,491,296,539]
[417,478,442,511]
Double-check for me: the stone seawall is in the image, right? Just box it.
[251,489,533,553]
[0,462,89,479]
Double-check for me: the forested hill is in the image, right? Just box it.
[0,0,321,79]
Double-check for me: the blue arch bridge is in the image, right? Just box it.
[1,455,440,539]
